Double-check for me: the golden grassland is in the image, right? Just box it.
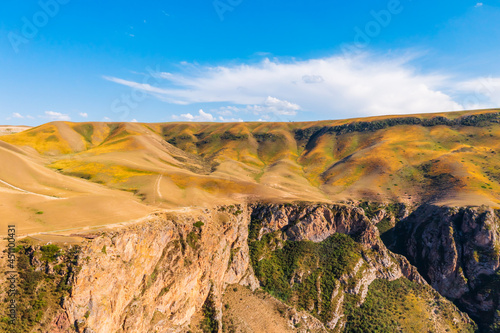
[0,109,499,233]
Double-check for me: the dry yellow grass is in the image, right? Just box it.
[1,108,499,234]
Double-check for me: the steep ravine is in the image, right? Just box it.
[60,203,475,332]
[3,203,484,332]
[248,203,474,332]
[391,205,500,332]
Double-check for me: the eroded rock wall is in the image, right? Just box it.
[64,205,257,333]
[392,205,500,331]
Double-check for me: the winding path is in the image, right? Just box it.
[0,178,61,200]
[155,174,163,202]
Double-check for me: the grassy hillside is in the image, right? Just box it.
[0,136,153,235]
[247,228,475,332]
[1,109,499,233]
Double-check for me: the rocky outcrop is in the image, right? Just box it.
[250,203,424,283]
[251,203,372,243]
[249,203,431,330]
[392,204,500,331]
[7,202,481,332]
[63,205,257,333]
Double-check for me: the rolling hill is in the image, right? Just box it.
[1,109,499,234]
[1,109,500,332]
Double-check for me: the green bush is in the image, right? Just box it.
[187,232,200,249]
[200,289,219,333]
[40,244,61,262]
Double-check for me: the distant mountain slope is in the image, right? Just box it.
[1,109,499,218]
[0,125,31,135]
[0,138,152,234]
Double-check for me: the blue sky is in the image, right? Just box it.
[0,0,499,125]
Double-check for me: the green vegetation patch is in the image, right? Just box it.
[187,231,200,250]
[40,244,61,262]
[0,245,81,333]
[345,278,476,333]
[73,123,94,144]
[45,135,59,142]
[199,288,219,333]
[194,221,205,228]
[249,223,362,323]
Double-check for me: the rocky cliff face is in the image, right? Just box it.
[62,205,257,333]
[3,202,481,333]
[250,202,424,282]
[392,205,500,331]
[61,202,440,332]
[248,203,475,332]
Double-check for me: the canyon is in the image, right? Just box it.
[1,109,500,332]
[4,202,498,332]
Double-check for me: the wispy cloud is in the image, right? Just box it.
[475,2,483,7]
[8,112,34,120]
[172,109,215,122]
[456,76,500,108]
[43,111,71,121]
[104,53,499,120]
[79,112,88,118]
[218,116,244,122]
[214,96,300,117]
[102,76,175,101]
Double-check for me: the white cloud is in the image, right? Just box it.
[302,75,325,84]
[172,109,215,122]
[103,75,172,98]
[79,112,88,118]
[456,76,500,108]
[218,116,244,122]
[475,2,483,7]
[131,119,138,122]
[260,96,300,115]
[43,111,71,121]
[12,112,24,119]
[214,96,300,117]
[105,53,500,119]
[216,108,235,116]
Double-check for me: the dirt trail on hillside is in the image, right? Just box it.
[0,178,61,200]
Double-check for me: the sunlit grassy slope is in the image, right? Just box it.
[1,109,499,212]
